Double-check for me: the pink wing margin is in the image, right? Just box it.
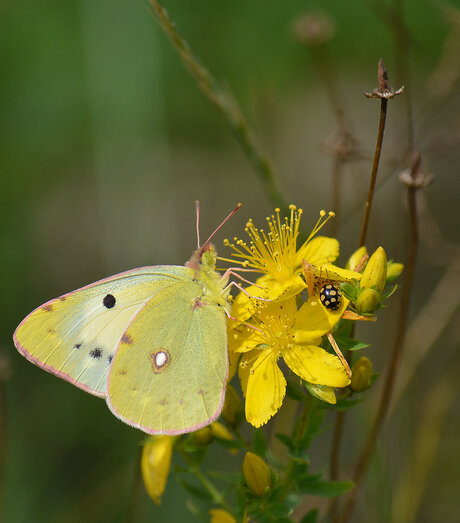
[12,266,174,398]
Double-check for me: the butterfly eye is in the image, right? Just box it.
[103,294,116,308]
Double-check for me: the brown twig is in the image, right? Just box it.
[340,152,421,523]
[329,60,403,521]
[359,59,404,247]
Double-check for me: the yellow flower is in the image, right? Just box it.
[222,206,339,319]
[235,297,350,427]
[141,436,176,505]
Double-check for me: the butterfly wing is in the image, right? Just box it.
[13,266,189,397]
[107,278,228,435]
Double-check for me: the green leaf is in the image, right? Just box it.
[275,433,293,449]
[333,335,370,352]
[298,478,354,497]
[325,397,364,411]
[268,502,293,517]
[299,405,325,449]
[177,478,214,501]
[340,282,359,301]
[253,428,267,457]
[300,509,319,523]
[213,437,244,450]
[286,379,305,401]
[382,283,398,300]
[370,372,380,385]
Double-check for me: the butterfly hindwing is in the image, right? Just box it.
[107,279,228,435]
[13,266,189,396]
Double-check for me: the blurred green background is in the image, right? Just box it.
[1,0,459,521]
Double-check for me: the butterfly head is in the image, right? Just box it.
[186,243,217,272]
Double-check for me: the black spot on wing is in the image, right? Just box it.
[74,343,82,349]
[89,348,103,359]
[103,294,116,309]
[107,354,113,364]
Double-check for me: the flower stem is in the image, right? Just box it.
[340,153,421,523]
[358,96,388,247]
[193,467,232,512]
[147,0,288,214]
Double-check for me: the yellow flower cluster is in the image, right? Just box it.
[225,206,360,428]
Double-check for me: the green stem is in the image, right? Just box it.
[192,468,232,512]
[284,395,314,488]
[147,0,288,213]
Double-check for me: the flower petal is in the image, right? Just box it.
[297,236,339,267]
[238,350,260,397]
[292,296,347,342]
[313,263,361,282]
[245,351,286,427]
[284,345,350,387]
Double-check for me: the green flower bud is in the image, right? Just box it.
[306,382,336,404]
[356,288,380,313]
[346,246,368,271]
[221,384,243,427]
[360,247,387,292]
[386,261,404,282]
[242,452,272,497]
[351,357,373,392]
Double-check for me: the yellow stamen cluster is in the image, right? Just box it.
[221,206,335,281]
[249,306,293,356]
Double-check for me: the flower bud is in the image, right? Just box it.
[356,288,380,313]
[346,246,368,271]
[141,436,176,505]
[351,357,373,392]
[209,509,236,523]
[210,421,237,454]
[386,261,404,282]
[242,452,272,497]
[360,247,387,292]
[306,382,336,404]
[188,426,212,446]
[221,384,243,427]
[210,421,233,441]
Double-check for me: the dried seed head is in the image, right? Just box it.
[293,12,336,46]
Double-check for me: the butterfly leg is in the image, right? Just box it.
[224,281,271,302]
[226,312,264,333]
[220,269,264,289]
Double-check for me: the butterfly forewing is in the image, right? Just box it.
[107,279,228,435]
[14,266,188,396]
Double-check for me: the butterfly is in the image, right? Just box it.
[13,203,242,435]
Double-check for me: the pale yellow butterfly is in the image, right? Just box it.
[14,203,242,435]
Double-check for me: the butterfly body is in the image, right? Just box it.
[14,245,231,435]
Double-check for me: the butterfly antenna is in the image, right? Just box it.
[202,203,242,249]
[196,200,201,249]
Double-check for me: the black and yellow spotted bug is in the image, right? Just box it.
[319,284,342,311]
